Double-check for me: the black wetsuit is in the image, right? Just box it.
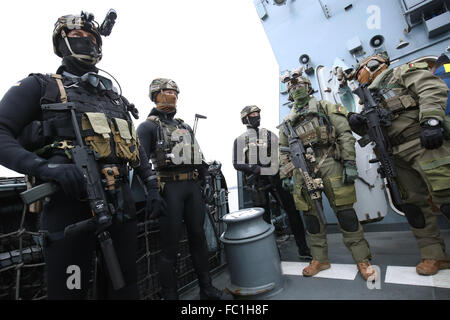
[0,59,153,299]
[233,127,309,253]
[137,108,211,299]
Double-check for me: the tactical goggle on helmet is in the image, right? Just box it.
[53,11,103,64]
[287,76,313,101]
[149,78,180,102]
[240,105,261,124]
[353,53,390,85]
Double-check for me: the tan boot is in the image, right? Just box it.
[357,261,377,281]
[302,259,331,277]
[416,259,450,276]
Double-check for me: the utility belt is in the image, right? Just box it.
[157,170,199,182]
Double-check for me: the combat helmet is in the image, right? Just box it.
[352,53,390,85]
[149,78,180,102]
[53,11,103,64]
[287,76,314,101]
[240,105,261,125]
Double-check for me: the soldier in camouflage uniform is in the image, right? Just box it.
[233,105,311,260]
[348,53,450,275]
[279,74,375,280]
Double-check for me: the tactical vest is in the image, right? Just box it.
[371,67,420,115]
[291,99,336,148]
[146,115,201,170]
[237,128,271,167]
[369,65,425,146]
[28,73,140,167]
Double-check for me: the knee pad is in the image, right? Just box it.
[402,204,425,229]
[304,213,320,234]
[440,203,450,220]
[336,209,359,232]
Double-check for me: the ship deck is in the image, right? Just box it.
[181,217,450,300]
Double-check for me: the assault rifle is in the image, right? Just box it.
[279,121,327,224]
[20,102,125,291]
[352,85,403,207]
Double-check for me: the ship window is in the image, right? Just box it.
[401,0,448,27]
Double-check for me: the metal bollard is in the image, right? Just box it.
[220,207,284,299]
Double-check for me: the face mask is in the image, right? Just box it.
[59,37,101,65]
[291,86,310,108]
[69,37,100,58]
[247,115,261,128]
[156,91,177,112]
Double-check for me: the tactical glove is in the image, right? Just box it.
[342,160,358,184]
[348,113,367,136]
[35,162,86,198]
[420,123,444,150]
[145,177,167,219]
[281,177,293,192]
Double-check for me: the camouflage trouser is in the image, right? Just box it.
[394,138,450,261]
[292,157,371,263]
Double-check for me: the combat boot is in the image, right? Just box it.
[357,261,377,281]
[199,285,233,300]
[302,259,330,276]
[416,259,450,276]
[198,272,233,300]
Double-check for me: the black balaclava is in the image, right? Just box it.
[57,37,100,76]
[247,115,261,129]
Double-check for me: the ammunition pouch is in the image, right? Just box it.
[294,117,336,147]
[81,112,112,159]
[152,144,171,168]
[384,94,417,114]
[111,117,140,164]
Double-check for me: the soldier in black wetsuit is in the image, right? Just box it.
[137,78,232,300]
[0,11,163,299]
[233,105,312,260]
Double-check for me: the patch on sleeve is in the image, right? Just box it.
[12,82,21,87]
[335,104,348,115]
[406,62,429,71]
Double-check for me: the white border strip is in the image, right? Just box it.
[385,266,450,289]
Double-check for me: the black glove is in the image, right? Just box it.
[145,177,167,219]
[348,113,367,136]
[342,160,358,184]
[202,175,214,204]
[36,162,86,198]
[420,122,444,150]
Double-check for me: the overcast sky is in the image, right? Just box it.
[0,1,279,211]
